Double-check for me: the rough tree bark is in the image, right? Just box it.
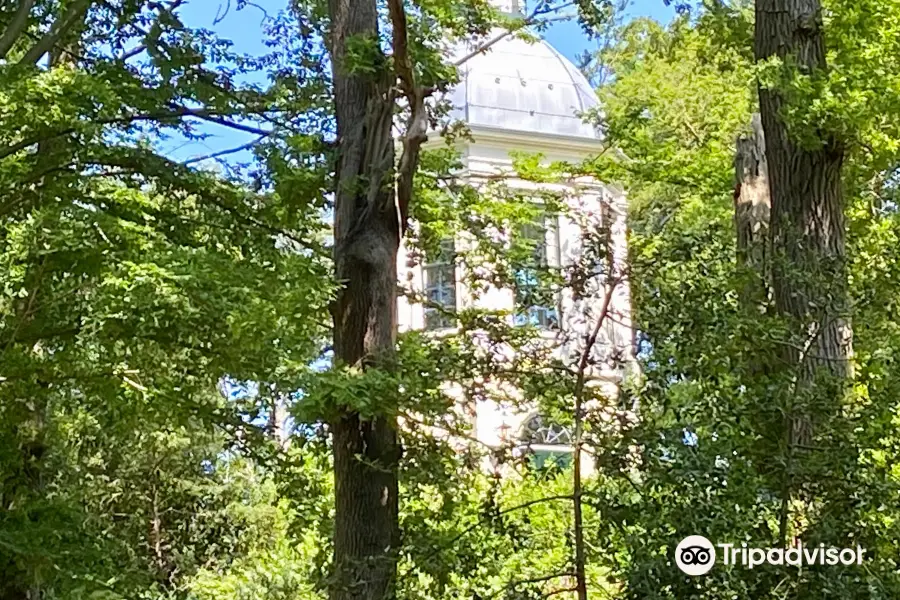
[755,0,852,541]
[734,112,770,308]
[324,0,428,597]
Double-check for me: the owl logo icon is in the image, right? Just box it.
[675,535,716,576]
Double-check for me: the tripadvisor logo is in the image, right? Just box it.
[675,535,716,576]
[675,535,866,576]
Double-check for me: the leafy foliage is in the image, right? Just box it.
[6,1,900,599]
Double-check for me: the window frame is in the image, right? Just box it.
[513,212,560,329]
[422,238,457,331]
[519,413,575,471]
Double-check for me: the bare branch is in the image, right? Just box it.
[187,111,273,136]
[453,1,576,68]
[0,106,273,161]
[242,1,269,22]
[118,43,146,61]
[213,0,231,25]
[181,134,269,165]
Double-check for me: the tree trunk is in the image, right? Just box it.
[734,112,770,308]
[571,400,588,600]
[755,0,852,542]
[755,0,852,421]
[326,0,403,598]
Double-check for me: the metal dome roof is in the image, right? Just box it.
[445,29,603,141]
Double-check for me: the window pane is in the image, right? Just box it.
[425,310,453,330]
[424,240,456,331]
[521,414,575,472]
[521,414,573,445]
[529,450,573,471]
[514,215,557,329]
[520,216,548,266]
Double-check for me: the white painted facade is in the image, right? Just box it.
[398,16,633,471]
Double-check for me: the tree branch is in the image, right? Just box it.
[546,586,580,598]
[420,494,575,564]
[570,277,617,600]
[0,0,36,60]
[387,0,414,97]
[181,134,269,165]
[453,1,576,68]
[489,572,578,599]
[18,0,93,66]
[386,0,427,234]
[81,148,319,252]
[114,0,187,62]
[0,106,272,161]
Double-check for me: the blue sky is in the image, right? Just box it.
[544,0,675,62]
[169,0,675,163]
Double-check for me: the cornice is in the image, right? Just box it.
[423,124,629,162]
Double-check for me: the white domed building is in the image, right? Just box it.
[446,13,603,143]
[397,1,633,472]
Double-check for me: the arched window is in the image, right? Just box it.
[521,414,573,446]
[519,414,573,470]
